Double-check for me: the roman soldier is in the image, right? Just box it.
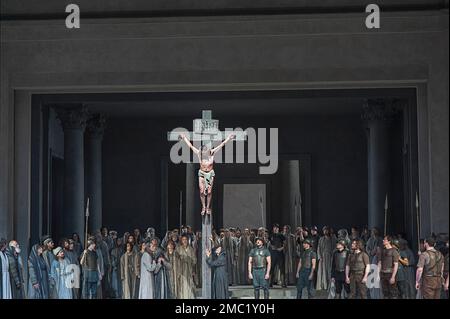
[378,235,400,299]
[248,237,271,299]
[416,237,444,299]
[331,240,350,298]
[345,239,370,299]
[295,239,317,299]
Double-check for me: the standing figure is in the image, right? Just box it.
[175,235,197,299]
[416,237,444,299]
[331,240,350,299]
[64,239,80,299]
[206,245,229,299]
[6,241,25,299]
[164,240,178,299]
[269,224,285,287]
[139,243,156,299]
[378,235,400,299]
[236,228,253,285]
[296,239,316,299]
[120,242,137,299]
[28,244,50,299]
[71,233,83,258]
[392,239,408,299]
[179,133,235,215]
[150,238,172,299]
[50,247,73,299]
[42,237,56,299]
[316,226,334,290]
[80,239,101,299]
[110,237,123,299]
[0,238,12,299]
[133,242,146,298]
[398,239,416,299]
[248,237,271,299]
[345,239,370,299]
[282,225,297,286]
[222,229,237,285]
[443,240,449,299]
[365,227,383,299]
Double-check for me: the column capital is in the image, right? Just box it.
[86,114,107,139]
[55,104,90,131]
[361,98,398,122]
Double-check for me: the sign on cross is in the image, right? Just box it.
[167,110,246,149]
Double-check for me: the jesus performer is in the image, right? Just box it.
[179,133,235,215]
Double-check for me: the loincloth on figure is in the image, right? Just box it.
[198,169,215,192]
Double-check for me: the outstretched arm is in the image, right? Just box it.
[211,133,235,155]
[179,134,199,155]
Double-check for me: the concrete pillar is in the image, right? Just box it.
[362,99,395,232]
[281,160,302,228]
[56,105,89,242]
[86,114,106,233]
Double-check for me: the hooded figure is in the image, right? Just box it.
[0,238,12,299]
[206,246,229,299]
[6,241,25,299]
[28,244,50,299]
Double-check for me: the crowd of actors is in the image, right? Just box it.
[0,224,448,299]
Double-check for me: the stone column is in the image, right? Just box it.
[56,105,89,242]
[86,114,106,233]
[362,99,395,231]
[185,163,196,228]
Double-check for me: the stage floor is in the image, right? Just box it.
[196,286,329,299]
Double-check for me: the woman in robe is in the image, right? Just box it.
[120,242,136,299]
[110,237,123,298]
[316,226,335,290]
[175,235,197,299]
[150,238,172,299]
[236,229,253,285]
[164,240,178,299]
[138,243,156,299]
[28,244,49,299]
[50,247,73,299]
[206,245,229,299]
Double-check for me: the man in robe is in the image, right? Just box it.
[175,234,197,299]
[139,242,156,299]
[316,226,335,290]
[120,242,137,299]
[236,228,253,285]
[27,244,49,299]
[42,236,57,299]
[0,238,12,299]
[222,229,237,285]
[95,231,111,298]
[206,245,229,299]
[193,231,202,288]
[282,225,297,286]
[6,240,25,299]
[133,242,146,298]
[50,247,73,299]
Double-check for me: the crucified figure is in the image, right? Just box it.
[179,133,235,215]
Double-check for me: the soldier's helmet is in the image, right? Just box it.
[303,239,312,246]
[337,239,347,247]
[392,239,401,249]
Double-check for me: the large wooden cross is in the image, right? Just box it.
[167,110,246,299]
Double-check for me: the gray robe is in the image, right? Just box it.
[366,236,383,299]
[27,244,49,299]
[284,233,297,285]
[138,251,156,299]
[207,251,229,299]
[316,235,335,290]
[236,236,253,285]
[0,250,12,299]
[120,251,136,299]
[50,258,73,299]
[6,248,25,299]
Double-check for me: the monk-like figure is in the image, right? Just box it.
[179,133,235,215]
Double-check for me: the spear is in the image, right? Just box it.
[179,190,183,232]
[84,197,90,249]
[416,192,420,249]
[384,194,388,236]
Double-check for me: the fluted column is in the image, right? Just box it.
[362,99,395,231]
[56,105,89,241]
[86,114,106,233]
